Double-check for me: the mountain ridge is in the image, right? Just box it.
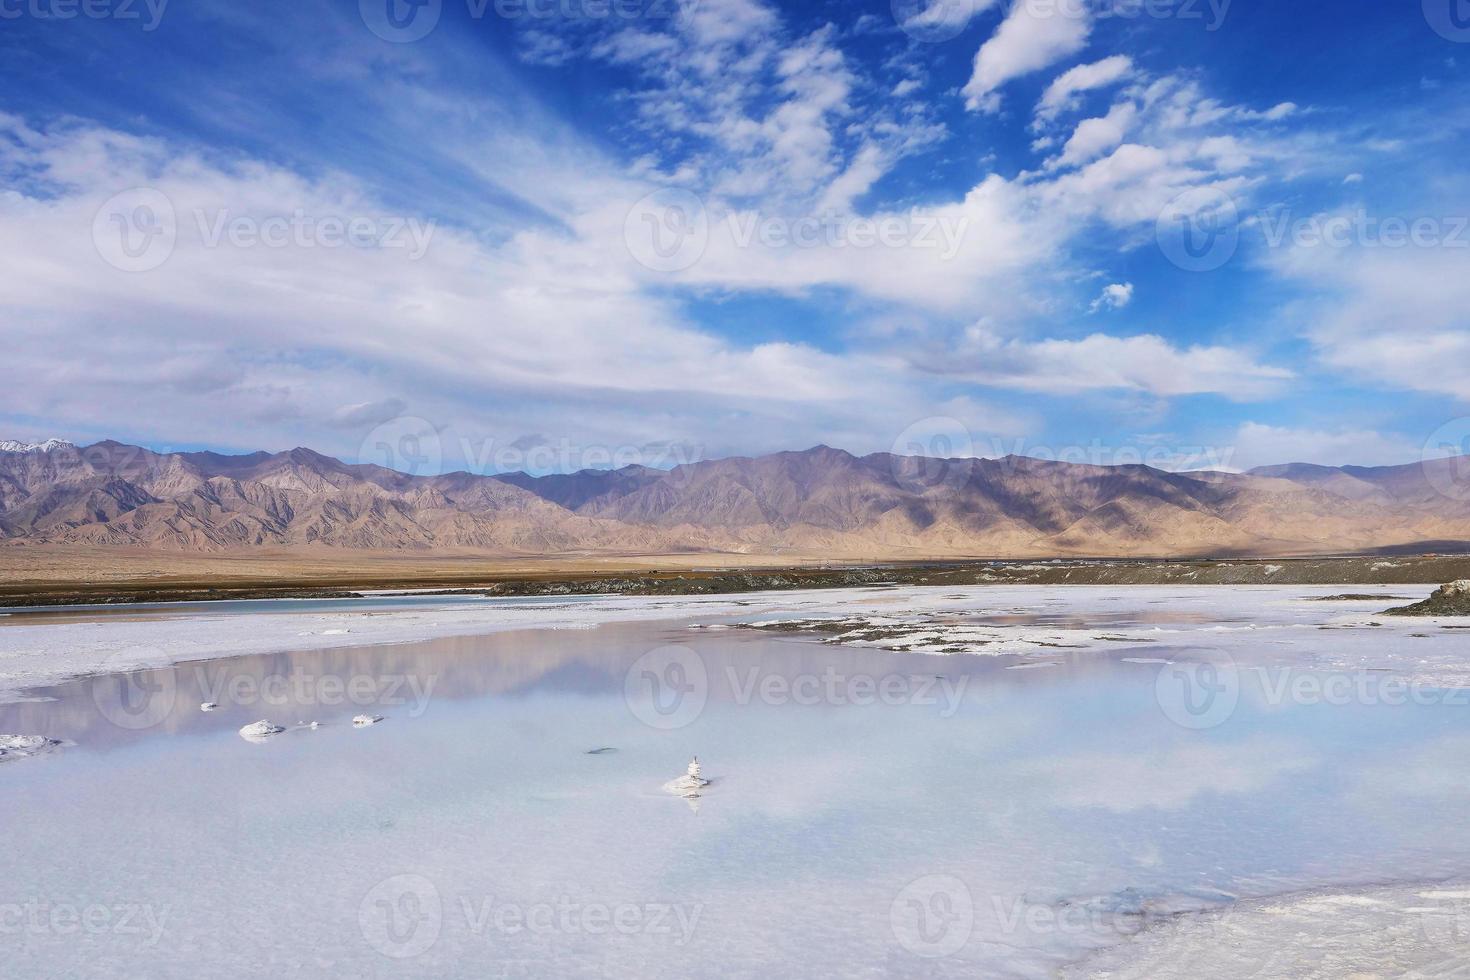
[2,439,1467,558]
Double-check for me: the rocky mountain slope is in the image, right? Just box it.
[1,439,1467,557]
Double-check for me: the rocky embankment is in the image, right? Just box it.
[1384,580,1470,616]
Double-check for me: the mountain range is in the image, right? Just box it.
[2,439,1468,558]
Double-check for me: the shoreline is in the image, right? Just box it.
[4,582,1467,703]
[3,552,1470,609]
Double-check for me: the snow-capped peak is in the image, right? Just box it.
[0,439,74,454]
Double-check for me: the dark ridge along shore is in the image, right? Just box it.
[1385,580,1470,616]
[4,554,1470,610]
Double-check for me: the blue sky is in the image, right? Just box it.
[1,0,1468,474]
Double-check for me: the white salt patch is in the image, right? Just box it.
[351,714,383,727]
[1068,880,1470,978]
[0,733,62,762]
[237,720,285,742]
[199,702,219,711]
[662,757,710,800]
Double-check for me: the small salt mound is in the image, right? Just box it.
[0,733,61,762]
[663,756,711,799]
[352,714,383,727]
[238,720,285,742]
[200,702,219,711]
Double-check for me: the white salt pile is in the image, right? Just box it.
[200,702,219,711]
[663,757,711,799]
[351,714,383,727]
[237,720,285,742]
[0,733,61,762]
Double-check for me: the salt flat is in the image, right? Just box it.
[1,583,1466,700]
[4,584,1470,978]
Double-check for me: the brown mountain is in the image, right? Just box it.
[1,439,1467,558]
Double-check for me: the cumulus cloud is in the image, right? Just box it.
[1052,100,1137,169]
[924,324,1292,399]
[964,0,1092,112]
[1258,207,1470,400]
[892,0,1002,40]
[1034,54,1135,126]
[1089,282,1134,313]
[0,0,1434,471]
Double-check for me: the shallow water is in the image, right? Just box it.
[2,594,1470,977]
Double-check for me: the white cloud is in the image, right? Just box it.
[1089,282,1134,313]
[1052,100,1137,169]
[1228,423,1418,470]
[1258,207,1470,400]
[964,0,1092,112]
[892,0,1002,40]
[0,115,1030,464]
[927,324,1292,398]
[1034,54,1134,126]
